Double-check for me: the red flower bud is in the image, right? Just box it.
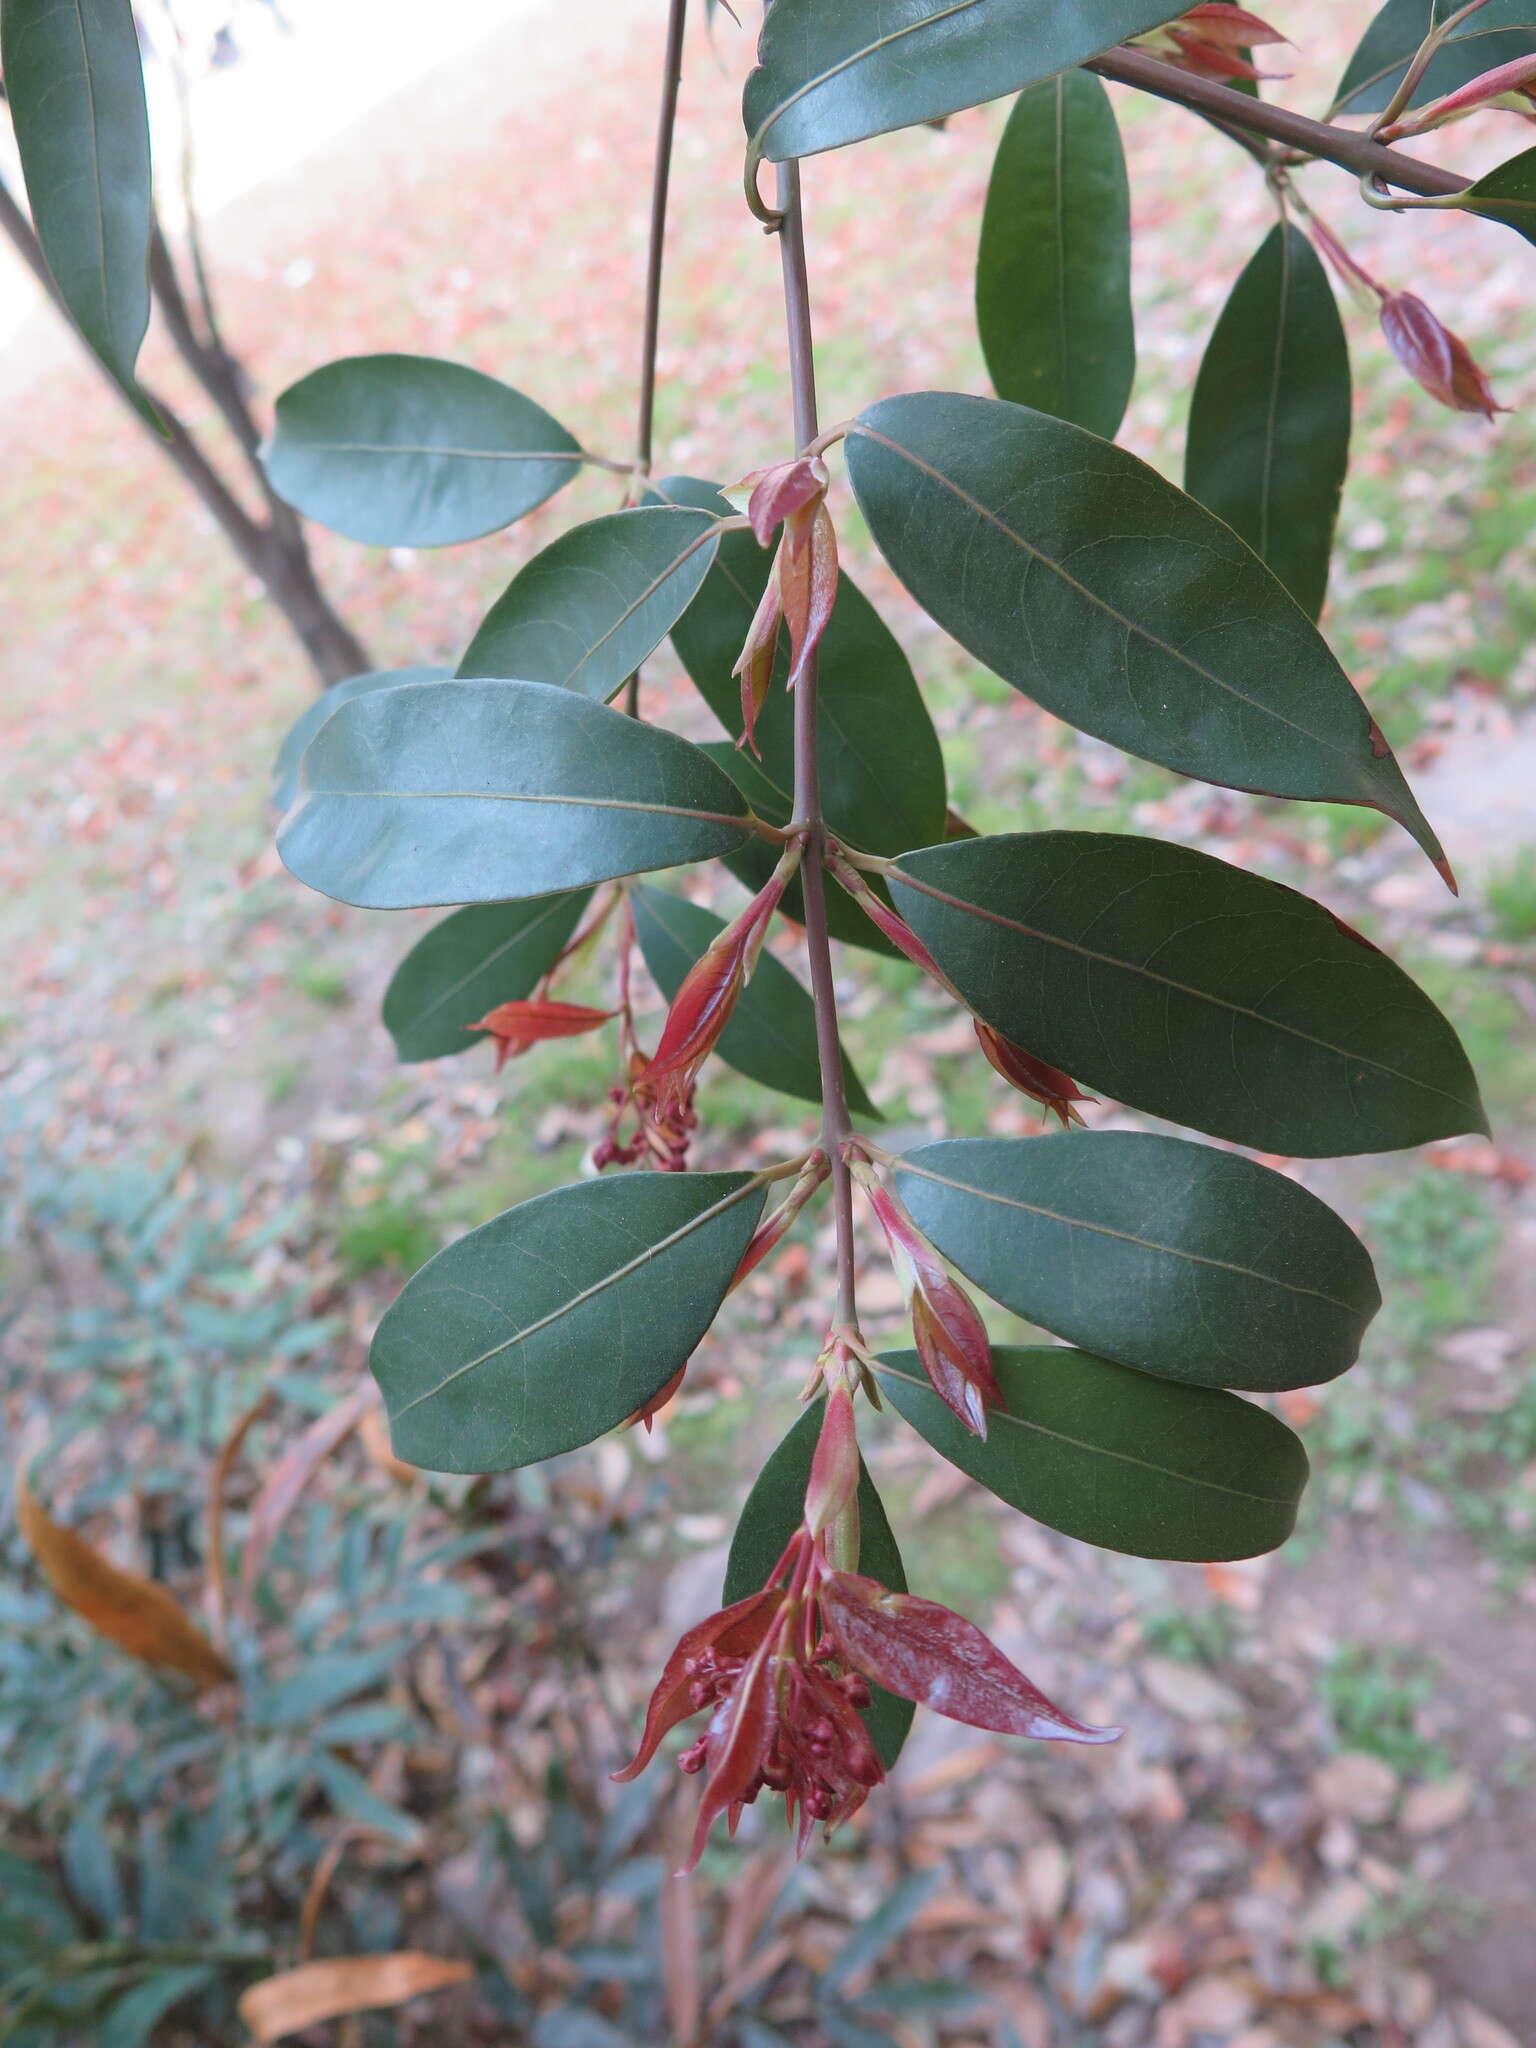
[778,501,838,691]
[729,1154,829,1292]
[1382,51,1536,140]
[975,1021,1093,1129]
[1379,292,1506,421]
[860,1172,1003,1438]
[804,1386,860,1541]
[731,573,783,759]
[468,998,615,1072]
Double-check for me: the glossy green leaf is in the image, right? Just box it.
[631,885,879,1117]
[278,678,756,910]
[2,0,156,420]
[890,832,1486,1157]
[272,667,450,811]
[1334,0,1536,117]
[458,507,721,698]
[976,72,1135,439]
[1463,144,1536,248]
[847,392,1446,873]
[1185,224,1351,623]
[373,1173,765,1472]
[743,0,1185,166]
[895,1132,1380,1391]
[698,745,904,960]
[660,478,946,860]
[723,1400,914,1768]
[264,355,583,547]
[382,892,592,1062]
[879,1345,1309,1559]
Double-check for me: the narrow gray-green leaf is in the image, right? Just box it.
[1185,223,1351,623]
[264,355,583,547]
[743,0,1186,167]
[1334,0,1536,117]
[272,667,450,812]
[879,1345,1309,1560]
[977,72,1135,439]
[723,1400,914,1768]
[896,1133,1380,1391]
[278,678,756,910]
[373,1173,765,1472]
[383,892,592,1062]
[1463,144,1536,249]
[890,832,1486,1157]
[458,507,721,698]
[847,392,1447,875]
[2,0,156,420]
[631,885,879,1118]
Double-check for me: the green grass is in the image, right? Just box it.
[1319,1646,1452,1781]
[1486,846,1536,943]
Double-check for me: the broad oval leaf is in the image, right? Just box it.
[743,0,1186,166]
[847,393,1446,873]
[631,885,879,1118]
[278,678,756,910]
[373,1173,766,1472]
[890,832,1486,1157]
[1334,0,1536,117]
[2,0,156,421]
[1185,224,1351,623]
[895,1133,1380,1391]
[977,72,1135,440]
[879,1345,1309,1560]
[1463,144,1536,249]
[264,355,583,547]
[272,667,450,812]
[660,477,947,860]
[723,1400,914,1768]
[458,507,721,699]
[383,892,592,1063]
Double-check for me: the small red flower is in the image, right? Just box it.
[617,1395,1116,1867]
[975,1022,1093,1129]
[855,1167,1003,1439]
[468,998,615,1072]
[1378,292,1507,421]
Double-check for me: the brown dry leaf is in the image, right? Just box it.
[358,1401,417,1485]
[238,1953,471,2042]
[16,1464,233,1689]
[239,1380,379,1608]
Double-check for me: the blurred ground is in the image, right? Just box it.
[3,3,1535,2044]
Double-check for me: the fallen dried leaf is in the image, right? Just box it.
[238,1953,471,2042]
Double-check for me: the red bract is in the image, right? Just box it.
[778,501,838,690]
[729,457,839,752]
[625,1361,688,1434]
[1383,52,1536,140]
[860,1173,1003,1437]
[1137,3,1287,80]
[742,455,829,548]
[635,869,791,1116]
[468,998,615,1072]
[1379,292,1506,421]
[975,1021,1093,1129]
[729,1153,829,1292]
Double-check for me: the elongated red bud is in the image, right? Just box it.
[729,1154,829,1292]
[805,1386,861,1541]
[819,1573,1120,1745]
[1383,51,1536,139]
[731,572,784,758]
[975,1021,1093,1129]
[469,998,615,1071]
[1379,292,1507,421]
[778,503,838,691]
[826,856,951,985]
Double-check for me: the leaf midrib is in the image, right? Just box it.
[748,0,984,159]
[300,787,752,834]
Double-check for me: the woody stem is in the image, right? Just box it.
[776,159,860,1336]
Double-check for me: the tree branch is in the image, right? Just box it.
[776,162,860,1336]
[1090,47,1471,198]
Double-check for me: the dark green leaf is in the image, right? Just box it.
[278,679,756,910]
[660,478,947,861]
[631,885,879,1117]
[1185,224,1351,622]
[895,1132,1380,1390]
[1463,144,1536,248]
[383,892,591,1062]
[312,1753,421,1844]
[2,0,156,420]
[264,355,583,547]
[890,832,1486,1156]
[373,1174,765,1472]
[458,508,721,698]
[977,72,1135,439]
[743,0,1186,166]
[724,1400,915,1769]
[847,393,1446,873]
[272,667,450,811]
[1334,0,1536,117]
[879,1345,1309,1559]
[99,1968,214,2048]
